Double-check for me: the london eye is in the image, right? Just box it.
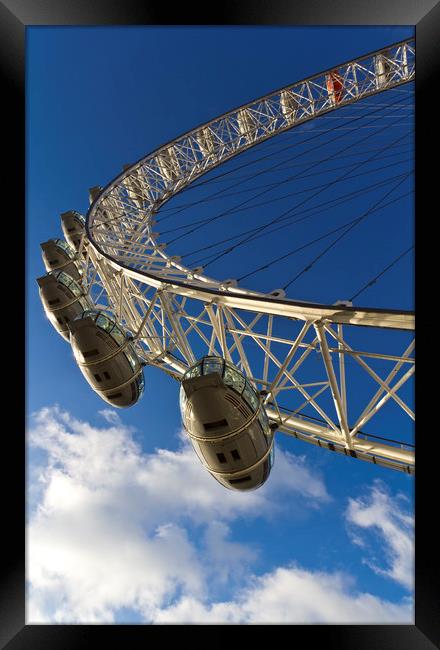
[37,39,415,489]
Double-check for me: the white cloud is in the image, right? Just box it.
[345,480,414,591]
[201,521,258,589]
[97,409,122,425]
[152,566,413,624]
[28,406,329,528]
[26,406,412,624]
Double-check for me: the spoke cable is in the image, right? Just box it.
[199,125,413,270]
[161,90,414,200]
[282,173,412,291]
[186,171,412,265]
[186,154,412,230]
[161,95,412,241]
[157,95,413,226]
[348,245,414,301]
[158,145,413,219]
[234,189,413,283]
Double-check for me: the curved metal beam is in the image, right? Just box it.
[86,38,415,331]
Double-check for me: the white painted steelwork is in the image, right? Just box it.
[51,40,415,473]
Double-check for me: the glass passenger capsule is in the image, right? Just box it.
[280,90,299,125]
[40,238,81,280]
[325,69,344,105]
[88,186,102,204]
[179,356,274,491]
[60,210,86,252]
[36,269,91,341]
[69,309,145,408]
[375,50,395,88]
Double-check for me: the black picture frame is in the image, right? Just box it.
[5,0,439,647]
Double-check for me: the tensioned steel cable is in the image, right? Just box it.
[233,189,413,283]
[156,108,413,219]
[185,161,407,265]
[158,144,413,220]
[348,245,414,301]
[190,185,413,268]
[182,156,413,262]
[176,154,413,247]
[162,106,408,248]
[161,106,414,239]
[281,173,412,292]
[162,94,412,243]
[160,141,411,239]
[197,125,413,271]
[109,99,413,235]
[156,87,414,206]
[157,125,413,220]
[92,164,413,263]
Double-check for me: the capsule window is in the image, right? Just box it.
[179,386,187,414]
[103,371,111,380]
[111,326,125,346]
[223,365,245,394]
[107,392,122,399]
[57,240,74,256]
[56,271,70,285]
[203,357,223,377]
[124,348,138,369]
[216,452,227,464]
[203,418,228,431]
[231,449,241,461]
[48,298,61,306]
[94,373,102,383]
[83,348,99,358]
[258,409,271,436]
[96,314,113,332]
[69,283,81,297]
[185,363,202,379]
[137,375,145,398]
[229,476,251,485]
[243,382,259,410]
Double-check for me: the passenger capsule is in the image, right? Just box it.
[122,166,145,209]
[280,90,299,125]
[326,69,344,105]
[156,146,181,183]
[237,108,258,144]
[88,186,102,204]
[60,210,86,252]
[196,127,216,156]
[40,238,81,280]
[179,356,274,491]
[375,50,394,88]
[69,310,145,408]
[36,270,91,341]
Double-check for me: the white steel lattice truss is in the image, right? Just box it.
[77,40,415,473]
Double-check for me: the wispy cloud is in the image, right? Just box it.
[97,409,122,425]
[345,480,414,591]
[26,406,411,624]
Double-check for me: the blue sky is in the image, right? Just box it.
[26,26,414,624]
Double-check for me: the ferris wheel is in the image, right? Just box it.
[37,39,415,489]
